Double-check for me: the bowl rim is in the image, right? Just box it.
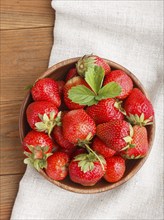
[19,57,155,194]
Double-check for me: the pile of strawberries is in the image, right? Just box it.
[22,55,154,186]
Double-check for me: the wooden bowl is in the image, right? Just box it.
[19,57,155,194]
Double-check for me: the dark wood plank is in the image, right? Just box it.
[1,0,54,30]
[1,27,54,102]
[0,174,23,220]
[1,1,55,218]
[0,27,54,175]
[0,100,26,175]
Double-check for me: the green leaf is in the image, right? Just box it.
[89,162,94,171]
[84,162,94,173]
[129,144,136,148]
[33,159,42,171]
[43,113,49,123]
[35,146,42,151]
[38,113,43,120]
[120,145,130,151]
[42,146,49,153]
[26,145,34,153]
[123,136,133,143]
[55,111,61,122]
[136,114,140,123]
[74,154,87,161]
[45,153,53,158]
[114,100,127,115]
[50,111,55,120]
[35,122,47,131]
[98,154,106,165]
[24,151,32,158]
[97,82,122,100]
[24,158,31,165]
[87,152,96,161]
[24,84,33,90]
[68,85,98,106]
[78,160,87,168]
[79,161,94,173]
[135,155,143,159]
[86,132,93,141]
[85,66,104,94]
[140,113,144,122]
[55,111,62,126]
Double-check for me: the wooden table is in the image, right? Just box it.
[0,1,55,219]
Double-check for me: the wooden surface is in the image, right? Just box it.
[0,1,55,219]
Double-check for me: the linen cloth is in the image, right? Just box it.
[11,1,163,219]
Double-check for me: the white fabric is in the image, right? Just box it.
[11,1,163,219]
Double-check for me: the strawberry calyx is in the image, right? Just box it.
[75,132,106,171]
[76,55,95,77]
[114,100,126,115]
[24,145,52,171]
[77,132,93,147]
[126,113,153,126]
[35,111,62,136]
[121,154,145,160]
[74,153,96,173]
[120,143,136,151]
[74,152,106,173]
[55,111,62,126]
[84,144,106,172]
[120,124,135,151]
[24,84,33,90]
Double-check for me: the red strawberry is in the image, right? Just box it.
[104,156,125,183]
[124,88,154,126]
[71,148,87,158]
[65,68,78,82]
[103,70,133,99]
[45,152,69,180]
[51,111,75,150]
[31,78,61,107]
[63,76,89,110]
[52,126,75,150]
[23,130,53,170]
[62,109,96,145]
[26,101,59,135]
[69,152,106,186]
[120,125,149,159]
[92,137,116,158]
[52,141,60,153]
[56,80,65,96]
[86,98,124,124]
[76,55,111,77]
[97,120,132,152]
[23,130,53,153]
[60,146,77,158]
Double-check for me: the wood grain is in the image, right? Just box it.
[1,0,54,30]
[1,27,54,102]
[0,101,26,175]
[1,0,55,218]
[0,174,23,220]
[1,27,54,176]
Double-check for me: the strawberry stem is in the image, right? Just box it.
[84,144,105,171]
[114,100,126,115]
[24,84,33,90]
[35,111,62,137]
